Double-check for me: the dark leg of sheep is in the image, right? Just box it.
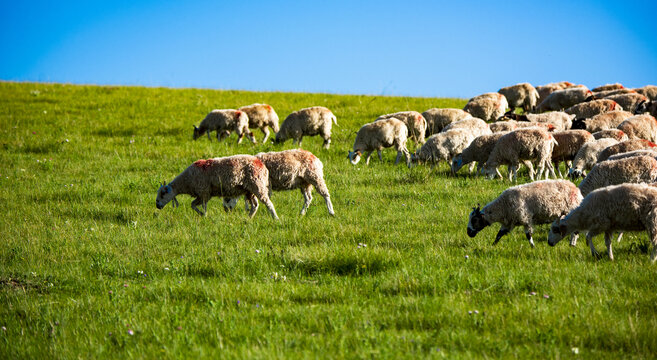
[586,231,601,259]
[299,184,313,216]
[493,225,513,245]
[604,231,614,261]
[377,150,383,162]
[524,225,536,248]
[246,193,259,218]
[191,197,206,216]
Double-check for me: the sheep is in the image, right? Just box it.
[275,106,337,148]
[193,109,255,144]
[591,88,635,98]
[571,110,634,132]
[617,114,657,142]
[634,85,657,101]
[452,132,512,175]
[376,111,427,144]
[442,117,492,137]
[603,93,649,113]
[592,83,625,92]
[568,138,619,179]
[564,99,621,119]
[463,93,509,122]
[498,83,540,113]
[592,129,628,141]
[505,112,574,131]
[482,128,557,181]
[578,155,657,197]
[411,129,475,167]
[467,180,582,247]
[536,87,592,112]
[635,100,657,117]
[223,149,334,216]
[535,82,576,105]
[597,139,657,162]
[489,121,518,133]
[238,103,280,143]
[550,130,595,178]
[155,155,278,219]
[547,183,657,262]
[348,118,410,166]
[606,149,657,162]
[422,108,472,135]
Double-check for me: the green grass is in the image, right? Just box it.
[1,81,656,359]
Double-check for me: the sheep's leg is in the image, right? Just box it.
[569,231,579,246]
[586,232,601,259]
[616,232,623,243]
[377,150,383,162]
[522,161,535,180]
[524,225,536,248]
[476,163,483,177]
[650,229,657,263]
[298,137,303,148]
[247,194,259,218]
[510,164,519,182]
[256,192,279,220]
[493,225,513,245]
[311,178,335,216]
[365,151,373,165]
[236,130,245,144]
[261,127,270,143]
[604,231,614,261]
[395,151,402,165]
[191,198,205,216]
[299,185,313,216]
[495,167,503,180]
[207,131,212,141]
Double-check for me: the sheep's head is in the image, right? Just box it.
[223,197,238,212]
[467,205,490,237]
[571,118,587,130]
[273,131,286,144]
[347,150,361,165]
[547,216,569,246]
[634,100,649,115]
[193,125,202,140]
[451,154,464,173]
[482,162,498,180]
[156,182,178,210]
[568,168,583,180]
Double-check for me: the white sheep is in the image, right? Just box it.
[602,93,648,114]
[536,87,592,112]
[483,128,557,181]
[193,109,255,144]
[591,88,635,98]
[223,149,334,216]
[597,139,657,162]
[452,132,516,175]
[592,129,628,142]
[238,103,280,143]
[547,183,657,261]
[535,82,574,106]
[505,112,574,131]
[489,121,519,133]
[565,99,621,119]
[348,118,410,167]
[376,111,427,144]
[571,110,634,132]
[463,93,509,122]
[441,117,492,137]
[467,180,582,247]
[155,155,278,219]
[568,138,619,179]
[578,155,657,197]
[592,83,625,92]
[634,85,657,101]
[422,108,472,135]
[617,114,657,142]
[411,129,475,167]
[498,82,540,113]
[275,106,337,148]
[606,149,657,162]
[550,130,595,178]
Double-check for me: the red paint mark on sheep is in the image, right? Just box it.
[193,159,214,170]
[641,140,657,148]
[266,104,272,111]
[234,111,242,119]
[569,186,579,205]
[565,82,574,87]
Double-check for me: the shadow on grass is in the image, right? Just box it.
[285,251,396,276]
[13,141,63,154]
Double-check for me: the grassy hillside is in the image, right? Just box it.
[1,81,656,358]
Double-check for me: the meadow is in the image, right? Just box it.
[1,81,656,359]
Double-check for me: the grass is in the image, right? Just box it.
[1,81,656,358]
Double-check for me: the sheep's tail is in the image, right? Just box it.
[331,113,338,126]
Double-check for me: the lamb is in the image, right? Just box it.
[376,111,427,144]
[578,155,657,197]
[452,132,510,175]
[634,85,657,101]
[275,106,337,148]
[411,129,475,166]
[597,139,657,162]
[222,149,334,216]
[467,180,582,247]
[442,117,492,137]
[592,129,628,141]
[547,183,657,262]
[421,108,472,135]
[617,114,657,142]
[463,93,509,122]
[193,109,255,144]
[238,103,280,143]
[571,110,634,132]
[591,83,625,92]
[606,149,657,162]
[498,83,540,113]
[550,130,595,178]
[348,118,410,166]
[505,112,574,131]
[568,138,619,179]
[603,93,649,113]
[535,87,592,112]
[482,128,557,181]
[564,99,621,119]
[155,155,278,219]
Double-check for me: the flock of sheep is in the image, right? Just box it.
[155,82,657,262]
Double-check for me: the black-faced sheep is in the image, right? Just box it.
[275,106,337,148]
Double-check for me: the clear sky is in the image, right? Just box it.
[1,0,656,98]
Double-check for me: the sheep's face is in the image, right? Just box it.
[571,119,587,130]
[193,126,203,140]
[482,164,497,180]
[568,168,583,180]
[273,131,285,144]
[347,151,361,165]
[467,205,490,237]
[451,155,464,173]
[156,184,178,210]
[548,217,568,246]
[634,100,649,115]
[223,197,238,212]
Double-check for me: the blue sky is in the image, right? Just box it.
[1,0,656,98]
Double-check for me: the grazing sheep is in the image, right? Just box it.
[155,155,278,219]
[604,93,649,113]
[422,108,472,135]
[193,109,255,144]
[592,129,628,141]
[506,112,574,131]
[536,82,575,105]
[551,130,595,178]
[452,132,511,175]
[442,117,492,137]
[498,83,540,113]
[348,118,410,166]
[565,99,621,119]
[597,139,657,162]
[606,149,657,162]
[377,111,427,144]
[483,128,557,181]
[578,156,657,197]
[467,180,582,247]
[238,103,280,143]
[489,121,518,133]
[571,110,634,132]
[568,138,619,179]
[275,106,337,148]
[617,114,657,142]
[223,149,334,216]
[536,87,592,112]
[592,83,624,92]
[463,93,509,122]
[634,85,657,101]
[411,129,475,167]
[547,183,657,262]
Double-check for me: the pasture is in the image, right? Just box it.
[1,81,656,358]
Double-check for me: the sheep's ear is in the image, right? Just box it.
[559,223,568,237]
